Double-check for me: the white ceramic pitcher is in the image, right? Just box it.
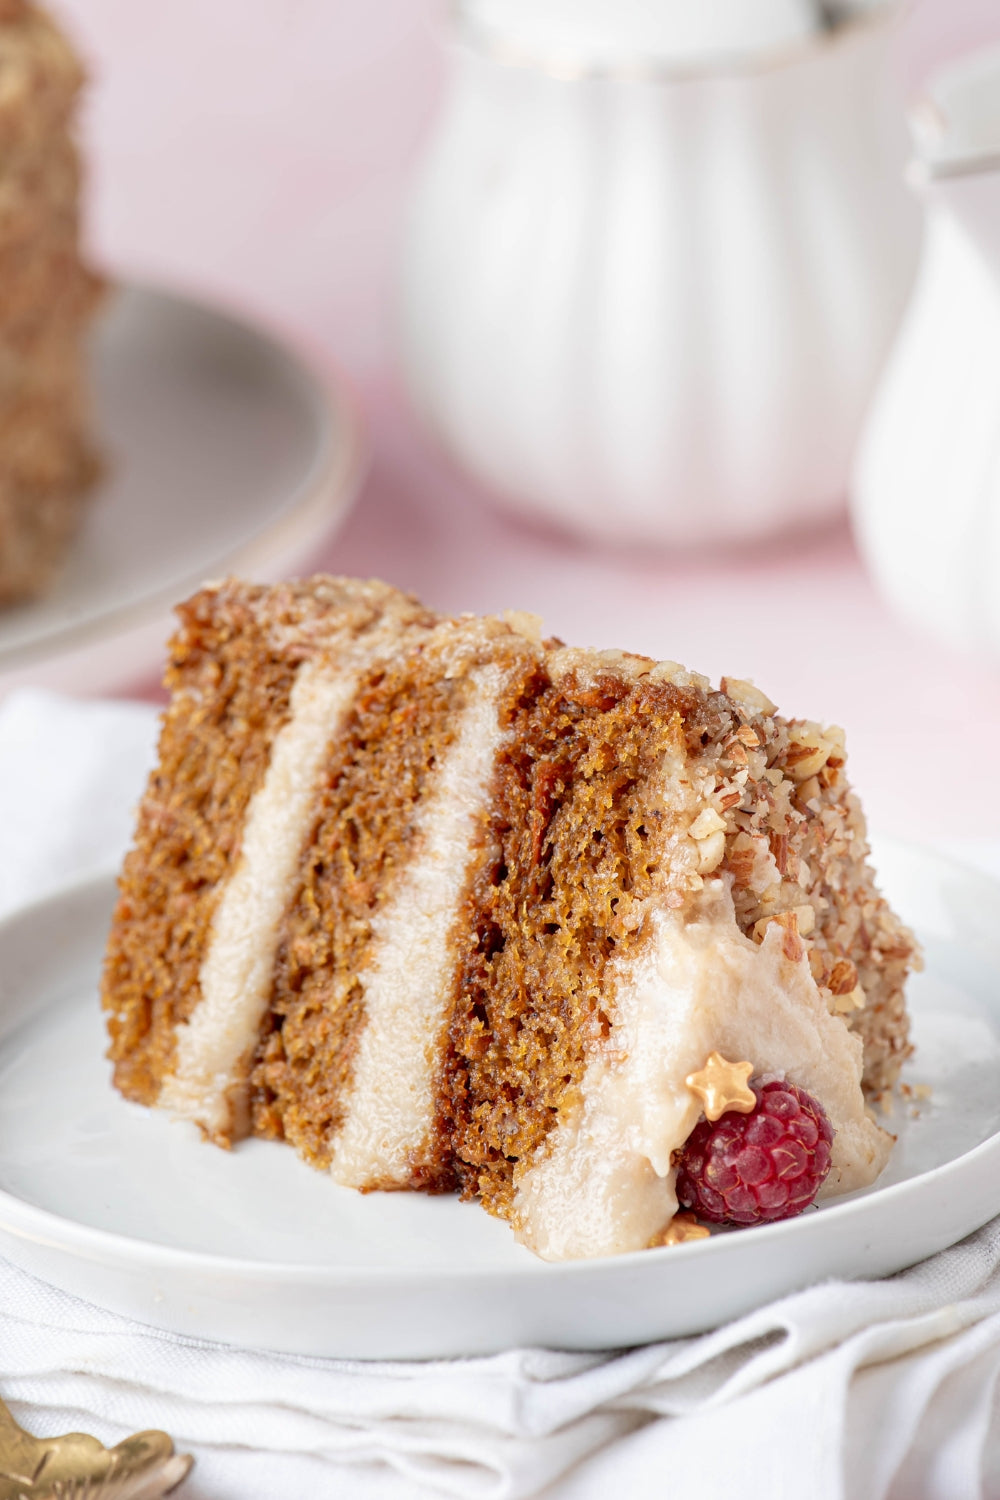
[399,0,920,547]
[852,46,1000,658]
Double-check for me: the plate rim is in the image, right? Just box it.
[0,277,368,674]
[0,835,998,1288]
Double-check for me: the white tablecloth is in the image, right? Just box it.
[1,687,999,1500]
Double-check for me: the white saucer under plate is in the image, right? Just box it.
[0,282,365,698]
[0,837,996,1360]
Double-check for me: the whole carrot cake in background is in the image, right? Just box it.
[102,576,918,1260]
[0,0,103,606]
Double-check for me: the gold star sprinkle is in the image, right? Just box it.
[656,1212,711,1248]
[685,1052,756,1121]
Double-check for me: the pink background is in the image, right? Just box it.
[51,0,1000,840]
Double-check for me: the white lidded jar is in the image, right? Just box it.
[851,45,1000,659]
[398,0,920,547]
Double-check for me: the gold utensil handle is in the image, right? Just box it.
[0,1398,192,1499]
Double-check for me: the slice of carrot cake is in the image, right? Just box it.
[0,0,104,606]
[101,576,917,1260]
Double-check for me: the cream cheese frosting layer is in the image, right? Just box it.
[512,877,892,1261]
[329,660,509,1190]
[159,655,371,1138]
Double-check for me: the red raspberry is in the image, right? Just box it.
[675,1079,833,1226]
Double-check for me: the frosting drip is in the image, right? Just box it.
[512,878,891,1260]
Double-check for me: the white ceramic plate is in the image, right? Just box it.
[0,837,996,1360]
[0,282,365,697]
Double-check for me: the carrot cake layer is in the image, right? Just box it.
[102,577,918,1260]
[251,619,534,1187]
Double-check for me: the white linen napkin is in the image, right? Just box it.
[1,687,1000,1500]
